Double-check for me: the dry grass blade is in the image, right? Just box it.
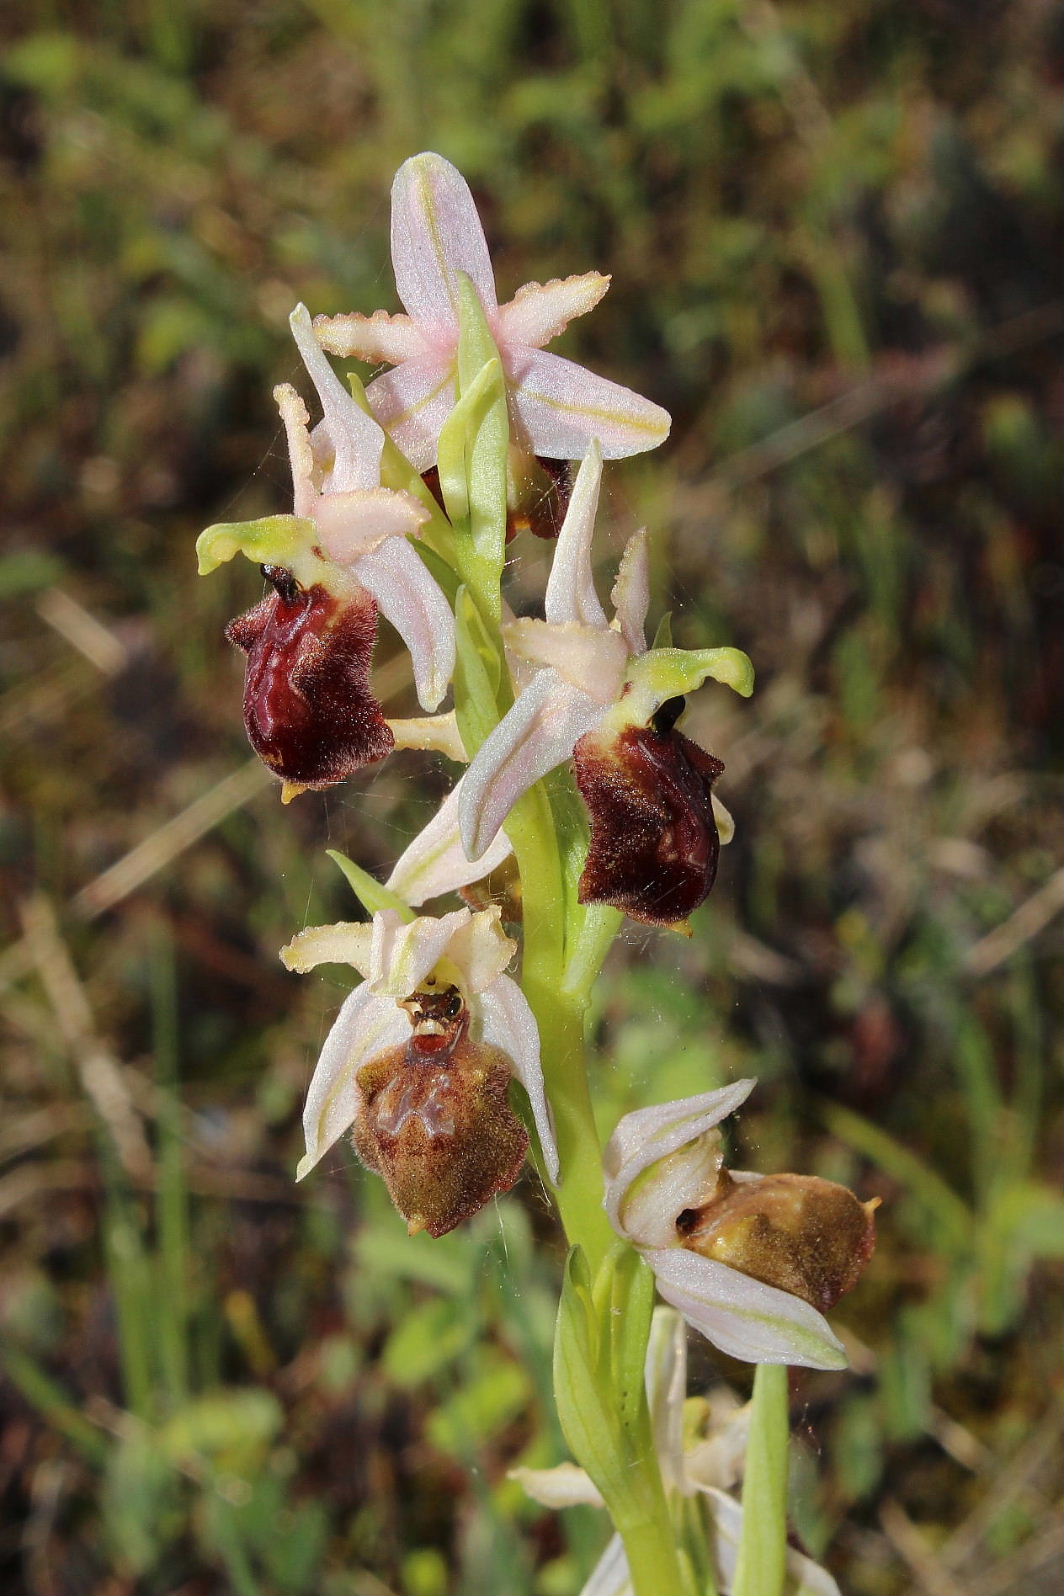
[20,895,153,1180]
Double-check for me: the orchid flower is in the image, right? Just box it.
[281,906,558,1235]
[457,441,752,925]
[515,1307,840,1596]
[604,1081,877,1370]
[313,152,671,473]
[196,305,456,790]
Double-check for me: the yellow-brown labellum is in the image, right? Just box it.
[678,1171,879,1313]
[352,983,527,1237]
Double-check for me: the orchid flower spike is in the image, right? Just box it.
[514,1308,841,1596]
[458,442,752,925]
[281,907,558,1236]
[313,152,671,472]
[196,305,456,792]
[604,1082,877,1369]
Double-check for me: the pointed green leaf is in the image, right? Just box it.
[326,849,416,922]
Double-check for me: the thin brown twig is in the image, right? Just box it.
[965,868,1064,977]
[19,895,153,1181]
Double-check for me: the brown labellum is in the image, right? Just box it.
[224,566,393,788]
[352,983,527,1237]
[678,1171,879,1313]
[572,701,725,926]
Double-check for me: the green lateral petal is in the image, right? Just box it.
[326,848,416,923]
[196,515,317,576]
[629,644,756,705]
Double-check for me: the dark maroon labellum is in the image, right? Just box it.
[572,721,725,926]
[224,568,393,788]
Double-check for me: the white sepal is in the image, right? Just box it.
[385,780,513,906]
[478,974,559,1181]
[297,985,410,1180]
[646,1248,848,1372]
[350,535,456,711]
[459,667,604,860]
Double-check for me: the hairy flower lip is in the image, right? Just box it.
[573,721,725,927]
[602,1086,852,1371]
[281,907,559,1190]
[226,578,394,787]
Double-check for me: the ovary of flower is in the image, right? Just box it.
[514,1308,840,1596]
[457,440,750,864]
[280,906,558,1185]
[603,1083,850,1371]
[312,151,671,471]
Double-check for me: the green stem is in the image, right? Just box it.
[733,1363,790,1596]
[505,782,614,1275]
[623,1507,694,1596]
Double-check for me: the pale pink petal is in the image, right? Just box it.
[386,712,467,762]
[713,794,735,846]
[603,1082,757,1198]
[365,358,456,472]
[645,1307,687,1495]
[313,309,431,365]
[297,985,410,1180]
[290,304,384,493]
[386,780,514,906]
[368,907,472,996]
[280,921,374,976]
[478,974,558,1181]
[458,668,605,861]
[510,1462,603,1510]
[544,442,607,627]
[611,530,650,656]
[646,1249,848,1370]
[350,536,456,712]
[700,1488,842,1596]
[580,1534,631,1596]
[390,151,498,329]
[610,1132,726,1249]
[504,619,628,705]
[684,1398,750,1495]
[273,383,316,520]
[315,489,429,561]
[445,906,516,993]
[495,272,610,349]
[507,347,671,460]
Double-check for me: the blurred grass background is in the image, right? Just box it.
[1,2,1061,1593]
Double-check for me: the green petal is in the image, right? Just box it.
[195,515,317,576]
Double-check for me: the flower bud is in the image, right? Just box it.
[225,566,393,789]
[678,1171,878,1313]
[572,700,725,926]
[352,981,528,1236]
